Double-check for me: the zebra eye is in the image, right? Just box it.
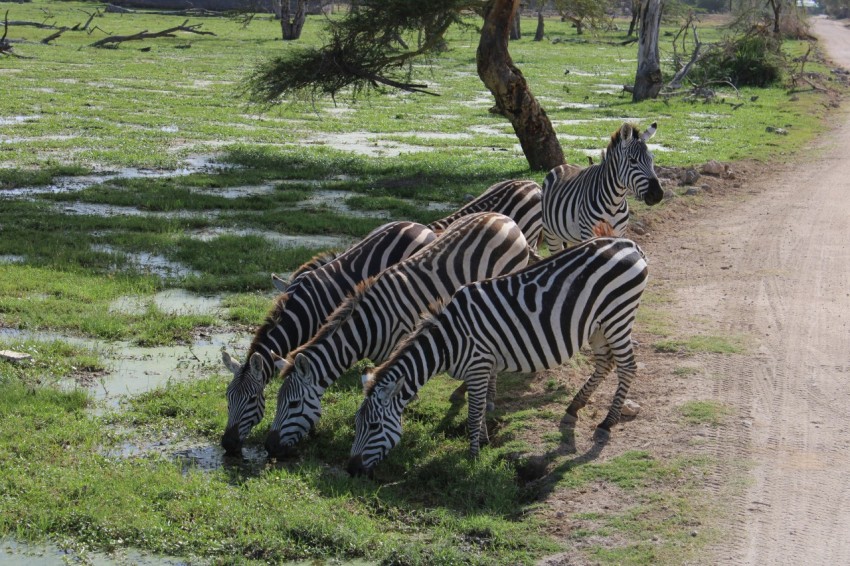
[288,400,300,409]
[368,422,381,432]
[629,157,638,164]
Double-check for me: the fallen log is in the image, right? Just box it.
[89,19,215,48]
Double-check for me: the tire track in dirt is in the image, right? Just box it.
[644,17,850,564]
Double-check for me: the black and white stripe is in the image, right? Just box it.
[428,179,543,247]
[264,212,534,457]
[348,237,648,476]
[542,122,663,251]
[220,221,436,454]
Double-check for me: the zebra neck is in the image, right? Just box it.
[389,326,449,407]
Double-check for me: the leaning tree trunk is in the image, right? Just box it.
[534,10,544,41]
[478,0,564,171]
[632,0,663,102]
[280,0,306,40]
[627,0,640,37]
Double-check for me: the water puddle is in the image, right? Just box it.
[192,182,278,199]
[306,131,433,157]
[59,202,218,220]
[0,155,222,199]
[106,436,268,476]
[0,115,41,126]
[298,189,391,219]
[0,327,248,405]
[189,227,354,250]
[0,537,188,566]
[0,255,25,263]
[110,289,223,317]
[91,244,199,279]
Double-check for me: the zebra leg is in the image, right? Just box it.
[486,368,497,413]
[466,374,490,458]
[563,331,614,425]
[595,343,638,437]
[449,381,467,404]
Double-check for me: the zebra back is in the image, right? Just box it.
[542,122,663,250]
[220,221,436,454]
[350,237,648,475]
[265,212,533,456]
[428,179,543,247]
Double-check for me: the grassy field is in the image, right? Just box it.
[0,2,843,564]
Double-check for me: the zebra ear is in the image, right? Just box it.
[221,350,241,375]
[271,273,288,292]
[248,352,265,383]
[270,351,289,372]
[619,123,634,141]
[294,353,310,376]
[641,122,658,142]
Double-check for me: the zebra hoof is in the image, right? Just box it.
[449,390,466,404]
[561,413,578,427]
[486,401,495,413]
[593,427,610,444]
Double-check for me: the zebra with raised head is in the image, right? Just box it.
[427,179,543,247]
[263,212,535,458]
[220,221,437,455]
[348,236,648,477]
[542,122,664,252]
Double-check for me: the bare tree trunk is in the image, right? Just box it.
[534,10,544,41]
[510,3,522,40]
[632,0,663,102]
[627,0,640,37]
[478,0,565,170]
[768,0,782,34]
[281,0,306,40]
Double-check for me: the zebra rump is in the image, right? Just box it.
[349,236,648,476]
[220,221,436,455]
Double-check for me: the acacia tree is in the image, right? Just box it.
[246,0,563,170]
[555,0,611,36]
[279,0,306,40]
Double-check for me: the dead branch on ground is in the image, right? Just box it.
[89,19,216,48]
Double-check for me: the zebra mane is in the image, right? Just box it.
[607,123,643,155]
[287,276,378,363]
[247,292,291,358]
[364,299,446,396]
[290,249,341,280]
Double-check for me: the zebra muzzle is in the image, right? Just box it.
[263,430,297,459]
[221,425,242,456]
[347,454,372,478]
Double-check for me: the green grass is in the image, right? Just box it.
[680,400,731,425]
[654,334,748,355]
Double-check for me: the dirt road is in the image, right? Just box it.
[649,16,850,565]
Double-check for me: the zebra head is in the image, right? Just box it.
[611,122,664,206]
[221,350,269,455]
[348,376,406,478]
[264,353,323,458]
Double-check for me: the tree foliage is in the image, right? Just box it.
[247,0,478,102]
[553,0,612,35]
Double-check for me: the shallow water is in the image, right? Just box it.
[91,244,199,279]
[0,538,191,566]
[109,289,224,317]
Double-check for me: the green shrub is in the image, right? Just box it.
[694,30,785,87]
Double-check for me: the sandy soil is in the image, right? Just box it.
[537,17,850,565]
[652,16,850,565]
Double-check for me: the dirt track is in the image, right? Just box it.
[649,16,850,565]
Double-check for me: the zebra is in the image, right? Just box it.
[220,221,437,455]
[542,122,663,252]
[348,236,648,477]
[263,212,535,458]
[427,179,543,247]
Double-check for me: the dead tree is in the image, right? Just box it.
[89,20,215,48]
[632,0,663,101]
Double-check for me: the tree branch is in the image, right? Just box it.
[89,19,215,48]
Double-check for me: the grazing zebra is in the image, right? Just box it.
[542,122,664,251]
[427,179,543,247]
[220,221,437,455]
[348,236,648,477]
[263,212,535,458]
